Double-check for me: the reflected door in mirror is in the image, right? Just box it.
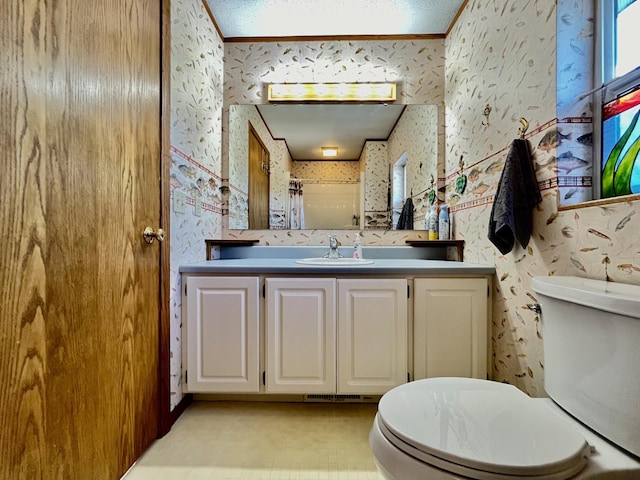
[249,125,270,229]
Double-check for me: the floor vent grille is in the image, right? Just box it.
[303,394,377,403]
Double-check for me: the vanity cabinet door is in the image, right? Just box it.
[337,279,408,394]
[413,277,488,380]
[266,278,336,393]
[184,276,260,393]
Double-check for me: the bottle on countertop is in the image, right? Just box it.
[428,204,438,240]
[439,204,450,240]
[353,232,363,259]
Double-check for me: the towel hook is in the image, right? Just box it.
[518,117,529,139]
[455,155,468,194]
[482,104,492,126]
[427,175,436,205]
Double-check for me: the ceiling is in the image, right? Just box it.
[207,0,465,39]
[256,104,406,161]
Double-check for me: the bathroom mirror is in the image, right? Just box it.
[228,103,438,230]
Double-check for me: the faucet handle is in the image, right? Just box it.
[326,234,341,258]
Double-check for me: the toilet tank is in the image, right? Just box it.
[531,276,640,458]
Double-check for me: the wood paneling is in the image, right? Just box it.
[224,33,446,43]
[1,0,162,478]
[248,124,270,229]
[1,1,49,477]
[159,0,174,438]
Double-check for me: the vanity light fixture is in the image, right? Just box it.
[321,147,338,158]
[267,82,397,102]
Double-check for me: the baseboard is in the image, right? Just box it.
[191,393,381,404]
[158,393,193,438]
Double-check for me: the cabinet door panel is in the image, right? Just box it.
[338,279,407,394]
[185,277,260,392]
[266,278,336,393]
[414,278,488,379]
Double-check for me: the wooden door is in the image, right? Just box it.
[413,278,488,380]
[1,1,162,478]
[337,279,407,394]
[266,278,336,393]
[184,276,260,393]
[248,123,270,229]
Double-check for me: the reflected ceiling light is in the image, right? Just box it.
[267,82,397,102]
[321,147,338,157]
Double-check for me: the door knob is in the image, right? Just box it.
[143,226,165,244]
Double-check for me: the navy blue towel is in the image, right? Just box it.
[488,139,541,254]
[397,197,414,230]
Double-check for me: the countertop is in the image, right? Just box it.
[179,258,495,275]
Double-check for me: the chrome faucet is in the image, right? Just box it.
[325,235,342,259]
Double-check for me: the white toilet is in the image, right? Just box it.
[370,276,640,479]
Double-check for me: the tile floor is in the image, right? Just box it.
[124,401,382,480]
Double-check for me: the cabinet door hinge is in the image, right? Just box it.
[184,282,187,296]
[487,285,490,297]
[407,372,411,383]
[262,371,266,385]
[407,285,410,298]
[262,284,266,298]
[185,370,188,383]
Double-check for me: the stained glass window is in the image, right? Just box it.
[597,0,640,199]
[602,85,640,197]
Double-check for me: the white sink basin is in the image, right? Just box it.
[295,257,374,266]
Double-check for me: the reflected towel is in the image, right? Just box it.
[397,197,414,230]
[488,139,541,254]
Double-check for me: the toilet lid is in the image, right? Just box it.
[377,378,590,479]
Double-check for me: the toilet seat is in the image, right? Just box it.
[377,378,591,480]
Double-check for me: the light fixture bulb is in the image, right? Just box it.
[267,82,396,102]
[322,147,338,157]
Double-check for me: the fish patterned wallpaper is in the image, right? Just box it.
[169,0,224,410]
[269,142,293,229]
[362,142,391,229]
[290,160,361,181]
[387,104,439,229]
[223,40,446,104]
[445,0,640,397]
[226,104,252,229]
[554,0,594,207]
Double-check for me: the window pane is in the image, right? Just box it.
[615,0,639,77]
[602,85,640,197]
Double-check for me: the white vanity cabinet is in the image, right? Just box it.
[182,269,491,396]
[337,279,407,394]
[413,277,488,380]
[265,277,407,395]
[183,276,260,393]
[265,278,336,393]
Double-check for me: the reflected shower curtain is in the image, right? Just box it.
[289,179,305,229]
